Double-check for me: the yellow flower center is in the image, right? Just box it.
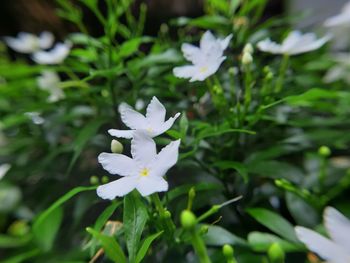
[139,168,150,177]
[146,127,153,133]
[199,66,208,73]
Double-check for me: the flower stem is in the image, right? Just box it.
[243,63,252,115]
[274,54,289,93]
[151,193,175,235]
[190,230,212,263]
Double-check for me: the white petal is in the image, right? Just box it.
[146,96,166,127]
[324,207,350,251]
[189,57,225,82]
[98,152,136,176]
[218,34,233,50]
[295,226,350,263]
[97,176,137,200]
[257,39,283,54]
[155,112,181,136]
[118,102,147,130]
[108,129,134,139]
[181,43,203,64]
[150,139,180,177]
[136,176,168,196]
[0,164,11,180]
[38,31,54,49]
[32,42,71,65]
[281,31,303,52]
[288,35,330,55]
[5,33,38,54]
[131,131,157,164]
[200,31,217,52]
[173,65,198,79]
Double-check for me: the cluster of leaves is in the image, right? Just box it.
[1,0,350,262]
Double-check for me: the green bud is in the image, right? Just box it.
[222,244,234,258]
[228,67,238,75]
[189,187,196,199]
[268,243,285,263]
[318,146,331,157]
[8,220,30,236]
[111,139,123,154]
[266,71,274,80]
[199,225,209,235]
[101,176,109,184]
[164,210,172,219]
[243,43,254,54]
[90,175,99,185]
[180,210,197,229]
[242,52,253,65]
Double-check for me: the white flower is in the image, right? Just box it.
[257,31,330,56]
[324,53,350,84]
[97,131,180,199]
[324,1,350,27]
[108,96,180,139]
[32,42,71,64]
[37,71,65,102]
[295,207,350,263]
[4,31,54,54]
[173,30,232,82]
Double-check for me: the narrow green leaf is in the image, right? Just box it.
[123,191,148,263]
[203,225,248,247]
[2,249,41,263]
[94,201,121,232]
[135,231,163,263]
[213,161,248,183]
[0,234,31,248]
[247,208,299,243]
[33,207,63,251]
[86,227,126,263]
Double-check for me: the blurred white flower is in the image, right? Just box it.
[135,99,145,111]
[257,31,330,56]
[0,164,11,181]
[32,42,71,64]
[108,96,180,139]
[173,30,232,82]
[37,71,65,102]
[97,131,180,199]
[324,1,350,27]
[295,207,350,263]
[4,31,54,54]
[324,53,350,84]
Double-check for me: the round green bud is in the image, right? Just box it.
[111,139,123,154]
[164,210,172,219]
[8,220,30,236]
[189,187,196,199]
[266,71,274,80]
[101,176,109,184]
[318,146,331,157]
[243,43,254,54]
[90,176,99,185]
[242,52,253,65]
[199,225,209,235]
[222,244,234,258]
[268,243,285,263]
[228,67,238,75]
[180,210,197,229]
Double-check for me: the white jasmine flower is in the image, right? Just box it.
[4,31,54,54]
[173,30,233,82]
[108,96,180,139]
[37,71,65,102]
[324,1,350,27]
[295,207,350,263]
[97,131,180,199]
[32,42,71,64]
[257,31,330,56]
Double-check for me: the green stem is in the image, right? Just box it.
[151,194,175,235]
[319,157,327,191]
[190,230,211,263]
[274,54,289,93]
[243,64,252,115]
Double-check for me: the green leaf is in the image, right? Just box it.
[94,201,121,232]
[248,232,302,252]
[202,225,248,247]
[86,227,127,263]
[135,231,163,263]
[167,183,223,203]
[247,208,299,243]
[2,249,41,263]
[213,161,248,183]
[67,118,107,174]
[0,234,31,248]
[117,37,153,60]
[123,191,148,263]
[32,206,63,251]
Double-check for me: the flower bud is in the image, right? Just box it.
[243,43,254,54]
[180,210,197,229]
[189,187,196,200]
[222,244,235,260]
[111,139,123,154]
[101,176,109,184]
[8,220,30,236]
[268,243,285,263]
[90,176,99,185]
[242,52,253,65]
[164,210,172,219]
[199,225,209,234]
[318,146,331,157]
